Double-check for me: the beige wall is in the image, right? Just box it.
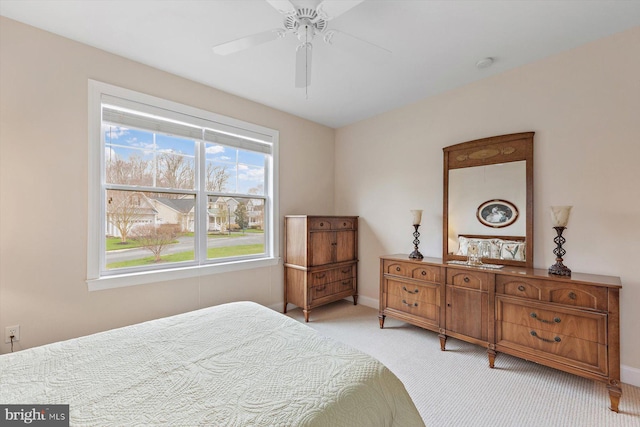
[335,27,640,382]
[0,18,334,351]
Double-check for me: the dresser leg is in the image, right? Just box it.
[378,315,385,329]
[353,295,358,305]
[488,349,496,368]
[283,302,287,314]
[303,310,310,323]
[438,334,447,351]
[607,384,622,413]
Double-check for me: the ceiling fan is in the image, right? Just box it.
[212,0,390,88]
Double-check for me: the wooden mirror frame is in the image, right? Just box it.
[443,132,534,268]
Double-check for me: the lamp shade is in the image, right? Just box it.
[550,206,572,227]
[411,210,423,225]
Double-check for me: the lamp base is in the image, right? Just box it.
[549,261,571,276]
[409,250,424,259]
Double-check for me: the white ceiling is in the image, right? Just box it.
[2,0,639,128]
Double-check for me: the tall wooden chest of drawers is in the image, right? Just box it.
[379,254,622,412]
[284,216,358,322]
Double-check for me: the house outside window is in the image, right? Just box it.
[88,81,279,290]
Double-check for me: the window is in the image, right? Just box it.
[88,81,279,290]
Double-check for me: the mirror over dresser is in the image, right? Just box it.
[378,133,623,412]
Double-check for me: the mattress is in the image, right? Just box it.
[0,301,425,427]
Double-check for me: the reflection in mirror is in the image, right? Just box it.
[448,161,526,261]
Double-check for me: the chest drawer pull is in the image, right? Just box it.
[530,330,561,343]
[341,281,350,286]
[568,292,577,300]
[396,267,401,272]
[315,273,326,279]
[518,285,526,292]
[401,299,418,307]
[341,268,351,274]
[464,276,470,283]
[402,286,419,294]
[530,312,561,324]
[421,271,427,276]
[316,285,326,292]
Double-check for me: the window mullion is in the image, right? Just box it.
[196,139,207,264]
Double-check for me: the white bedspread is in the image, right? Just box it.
[0,301,425,427]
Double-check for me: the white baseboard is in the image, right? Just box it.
[354,295,378,310]
[621,364,640,387]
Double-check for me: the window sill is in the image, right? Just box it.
[87,257,280,291]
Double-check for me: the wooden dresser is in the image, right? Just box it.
[284,216,358,322]
[379,254,622,412]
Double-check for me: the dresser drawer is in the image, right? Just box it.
[386,291,439,323]
[497,297,606,344]
[308,217,356,231]
[309,264,355,286]
[310,282,335,301]
[497,321,607,375]
[447,268,490,291]
[310,279,355,302]
[496,275,608,311]
[387,279,439,305]
[334,278,356,294]
[383,260,441,282]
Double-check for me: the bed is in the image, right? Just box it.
[0,301,425,426]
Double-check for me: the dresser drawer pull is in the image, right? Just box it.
[530,330,561,343]
[421,271,427,276]
[402,286,419,294]
[464,276,470,283]
[518,285,526,292]
[396,267,401,272]
[316,286,326,292]
[401,299,418,307]
[530,312,561,324]
[316,273,326,279]
[341,281,350,286]
[568,292,577,300]
[341,268,351,274]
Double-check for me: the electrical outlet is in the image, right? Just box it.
[5,325,20,343]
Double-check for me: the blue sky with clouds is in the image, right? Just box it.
[105,126,265,194]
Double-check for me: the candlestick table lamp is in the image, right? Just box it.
[548,206,572,276]
[409,210,424,259]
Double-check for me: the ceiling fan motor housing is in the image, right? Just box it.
[285,7,327,42]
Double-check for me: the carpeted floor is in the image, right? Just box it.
[285,300,640,427]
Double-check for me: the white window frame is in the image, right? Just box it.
[87,80,279,291]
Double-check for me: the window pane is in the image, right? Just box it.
[106,190,196,270]
[206,196,265,260]
[205,143,265,194]
[155,152,195,190]
[105,125,196,190]
[105,126,154,186]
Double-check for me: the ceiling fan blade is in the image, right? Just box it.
[213,29,285,55]
[295,43,312,88]
[323,29,391,55]
[317,0,364,20]
[265,0,296,15]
